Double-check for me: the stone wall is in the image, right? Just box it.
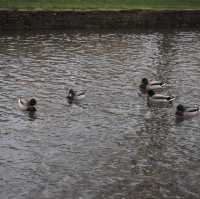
[0,10,200,30]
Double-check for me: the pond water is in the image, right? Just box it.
[0,29,200,199]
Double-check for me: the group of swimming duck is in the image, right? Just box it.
[18,78,199,119]
[139,78,199,118]
[18,88,86,112]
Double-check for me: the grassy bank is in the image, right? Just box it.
[0,0,200,11]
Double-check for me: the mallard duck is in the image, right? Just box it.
[176,104,199,117]
[139,78,165,93]
[147,90,175,104]
[18,98,37,111]
[66,89,86,102]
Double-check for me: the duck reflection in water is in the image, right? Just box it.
[28,111,37,121]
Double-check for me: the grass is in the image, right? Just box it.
[0,0,200,11]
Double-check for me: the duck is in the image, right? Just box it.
[176,104,199,118]
[18,98,37,111]
[139,78,165,93]
[66,89,86,103]
[147,89,175,104]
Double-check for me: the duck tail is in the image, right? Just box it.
[161,82,166,87]
[77,91,86,96]
[167,96,175,102]
[193,107,199,112]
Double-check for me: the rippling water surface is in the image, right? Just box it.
[0,29,200,199]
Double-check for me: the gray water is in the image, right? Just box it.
[0,29,200,199]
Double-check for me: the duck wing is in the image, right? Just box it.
[152,94,169,99]
[19,98,28,105]
[185,107,199,112]
[152,94,175,102]
[150,81,165,86]
[75,91,86,100]
[76,91,86,96]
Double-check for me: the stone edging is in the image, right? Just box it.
[0,10,200,30]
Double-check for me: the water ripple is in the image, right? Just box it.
[0,30,200,199]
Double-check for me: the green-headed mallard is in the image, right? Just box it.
[176,104,199,118]
[139,78,165,93]
[147,90,175,104]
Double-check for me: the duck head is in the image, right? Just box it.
[67,89,75,100]
[176,104,185,112]
[29,98,37,106]
[176,104,185,116]
[148,89,155,97]
[141,78,148,86]
[140,78,149,90]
